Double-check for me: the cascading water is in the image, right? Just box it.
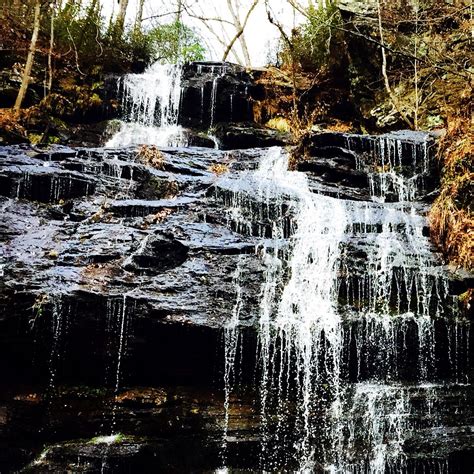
[47,294,69,394]
[106,63,184,147]
[345,131,432,203]
[209,67,229,128]
[220,148,348,469]
[220,140,470,471]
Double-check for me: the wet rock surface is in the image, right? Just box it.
[179,62,260,129]
[213,122,290,150]
[1,382,260,472]
[0,144,266,326]
[0,134,472,471]
[0,142,267,470]
[178,62,292,150]
[297,130,440,202]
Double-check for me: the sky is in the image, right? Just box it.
[99,0,306,67]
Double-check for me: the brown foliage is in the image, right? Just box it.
[429,116,473,270]
[0,109,27,140]
[137,145,165,169]
[209,163,229,176]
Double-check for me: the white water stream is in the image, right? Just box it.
[220,143,468,471]
[106,63,184,147]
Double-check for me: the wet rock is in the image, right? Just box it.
[0,136,472,472]
[182,129,217,148]
[24,437,162,473]
[135,174,179,200]
[115,388,167,407]
[179,62,259,129]
[22,435,261,473]
[296,130,440,201]
[0,378,263,472]
[0,166,97,203]
[213,122,290,150]
[108,198,194,218]
[297,154,369,189]
[33,145,78,161]
[300,130,438,169]
[124,234,189,274]
[63,121,116,148]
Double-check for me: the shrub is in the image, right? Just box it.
[280,3,344,71]
[146,21,205,64]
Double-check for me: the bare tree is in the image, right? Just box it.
[180,1,243,63]
[14,0,42,111]
[192,8,245,64]
[178,0,259,66]
[226,0,252,65]
[222,0,259,65]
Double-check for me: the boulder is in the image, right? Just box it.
[123,234,189,274]
[179,62,261,129]
[213,122,291,150]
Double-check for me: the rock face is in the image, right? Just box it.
[107,61,289,151]
[213,122,290,150]
[178,62,293,149]
[0,143,267,471]
[296,130,440,201]
[0,132,472,471]
[179,62,260,129]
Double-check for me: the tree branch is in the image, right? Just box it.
[222,0,259,62]
[142,11,180,22]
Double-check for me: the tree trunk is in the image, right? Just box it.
[376,0,413,128]
[176,0,183,60]
[47,1,56,94]
[14,0,41,112]
[115,0,129,36]
[413,0,419,130]
[134,0,145,35]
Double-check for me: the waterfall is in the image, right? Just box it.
[210,75,219,128]
[221,148,348,468]
[106,63,185,147]
[345,131,432,203]
[102,294,135,435]
[220,141,469,471]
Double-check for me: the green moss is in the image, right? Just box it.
[89,433,126,445]
[28,133,42,145]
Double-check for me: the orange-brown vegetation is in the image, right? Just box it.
[137,145,165,169]
[209,163,229,175]
[429,116,473,270]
